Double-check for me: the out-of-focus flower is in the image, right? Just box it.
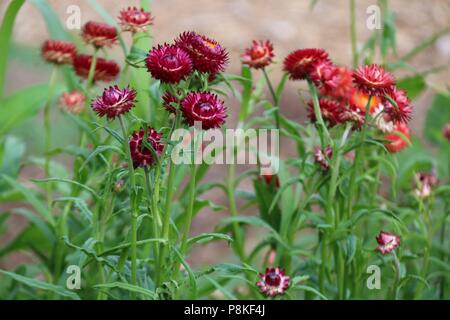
[256,267,290,297]
[146,44,193,84]
[118,7,154,33]
[350,90,380,114]
[443,123,450,142]
[41,40,77,65]
[73,54,120,82]
[181,92,227,130]
[383,88,412,124]
[307,99,341,128]
[338,104,366,128]
[162,92,179,114]
[241,40,274,69]
[175,31,229,74]
[314,145,333,171]
[129,128,164,168]
[91,86,137,119]
[372,104,395,133]
[59,91,85,114]
[353,64,395,97]
[283,48,329,80]
[261,174,280,189]
[82,21,117,48]
[320,66,354,101]
[375,231,400,255]
[114,180,124,193]
[414,172,438,198]
[384,122,410,153]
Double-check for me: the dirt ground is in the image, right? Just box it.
[0,0,449,268]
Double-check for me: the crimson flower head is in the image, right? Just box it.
[384,122,410,153]
[162,92,179,114]
[383,88,412,123]
[175,31,229,74]
[129,128,164,168]
[261,174,280,189]
[41,40,77,65]
[181,92,226,130]
[353,64,395,97]
[376,231,400,255]
[283,48,329,80]
[241,40,274,69]
[314,145,333,171]
[443,123,450,142]
[59,91,85,114]
[82,21,118,48]
[307,99,341,128]
[146,44,193,84]
[91,86,137,119]
[320,66,354,101]
[256,267,290,297]
[73,54,120,82]
[118,7,154,33]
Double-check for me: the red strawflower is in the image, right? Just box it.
[241,40,274,69]
[181,92,227,130]
[307,99,341,128]
[353,64,395,97]
[162,92,179,114]
[118,7,154,33]
[313,145,333,171]
[283,48,329,80]
[256,267,290,297]
[383,88,412,123]
[375,231,400,255]
[262,174,280,189]
[91,86,137,119]
[146,44,193,84]
[384,122,411,153]
[59,91,85,114]
[73,54,120,82]
[443,123,450,142]
[41,40,77,65]
[320,66,354,100]
[350,90,380,114]
[310,60,335,85]
[129,128,164,168]
[175,31,229,74]
[82,21,118,48]
[338,104,366,128]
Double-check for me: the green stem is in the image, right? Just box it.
[391,251,401,300]
[307,79,332,148]
[118,115,138,293]
[350,0,358,68]
[227,163,246,261]
[144,166,160,282]
[262,68,280,129]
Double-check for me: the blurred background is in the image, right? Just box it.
[0,0,449,269]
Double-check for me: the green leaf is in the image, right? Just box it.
[203,275,237,300]
[94,282,156,300]
[187,233,233,247]
[424,93,450,145]
[396,75,426,100]
[33,178,99,199]
[0,136,25,189]
[0,269,80,300]
[294,285,328,300]
[2,174,55,226]
[0,0,25,99]
[53,197,93,224]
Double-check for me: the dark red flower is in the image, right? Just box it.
[320,66,354,101]
[129,128,164,168]
[162,92,179,114]
[181,92,227,130]
[443,123,450,142]
[91,86,137,119]
[261,174,280,189]
[241,40,274,69]
[383,88,412,123]
[73,54,120,82]
[41,40,76,65]
[307,99,341,128]
[118,7,154,33]
[353,64,395,97]
[376,231,400,255]
[175,31,229,74]
[256,267,290,297]
[350,90,380,114]
[59,91,85,114]
[82,21,118,48]
[146,44,193,84]
[283,48,329,80]
[338,104,366,128]
[384,122,411,153]
[314,145,333,171]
